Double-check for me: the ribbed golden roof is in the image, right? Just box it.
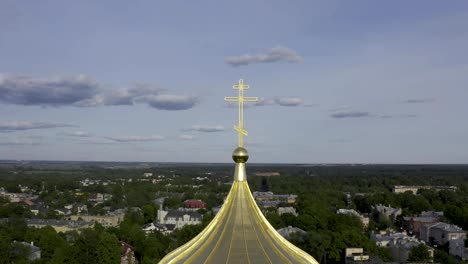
[159,148,318,264]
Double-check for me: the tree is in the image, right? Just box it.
[408,244,432,262]
[434,250,456,264]
[24,226,66,261]
[96,232,121,264]
[142,204,156,224]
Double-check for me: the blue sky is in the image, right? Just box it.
[1,0,467,163]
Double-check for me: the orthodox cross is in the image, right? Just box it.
[224,79,258,147]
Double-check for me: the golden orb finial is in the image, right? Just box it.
[232,147,249,163]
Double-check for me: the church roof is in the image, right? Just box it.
[159,80,317,263]
[159,149,317,264]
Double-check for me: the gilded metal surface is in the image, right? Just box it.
[158,80,318,264]
[224,79,258,148]
[159,163,318,264]
[232,147,249,164]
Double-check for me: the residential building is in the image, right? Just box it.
[183,199,207,210]
[252,191,298,206]
[26,219,93,233]
[344,248,369,263]
[372,204,402,223]
[402,216,439,237]
[143,172,153,177]
[69,210,125,227]
[277,226,306,240]
[13,242,41,261]
[254,172,280,177]
[121,241,138,264]
[157,209,202,230]
[420,211,444,218]
[336,209,369,227]
[277,207,298,216]
[393,185,457,194]
[449,238,468,260]
[371,231,433,263]
[142,222,175,235]
[420,222,466,246]
[88,193,112,203]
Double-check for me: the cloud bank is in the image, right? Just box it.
[105,135,165,142]
[184,125,225,133]
[274,97,304,106]
[0,74,97,106]
[331,111,371,119]
[0,74,198,110]
[403,98,435,104]
[226,47,303,66]
[59,131,92,137]
[140,94,198,110]
[225,96,305,108]
[0,121,74,132]
[177,134,195,140]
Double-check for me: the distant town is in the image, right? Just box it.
[1,162,467,263]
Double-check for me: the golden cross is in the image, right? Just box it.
[224,79,258,147]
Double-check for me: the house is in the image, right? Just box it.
[88,193,112,203]
[372,204,402,223]
[184,199,207,210]
[70,209,125,227]
[449,238,468,260]
[402,216,439,237]
[54,208,72,216]
[277,207,298,216]
[30,202,48,216]
[157,209,202,230]
[12,241,41,261]
[420,222,466,246]
[371,231,433,263]
[337,209,369,227]
[252,192,298,204]
[121,241,137,264]
[254,172,280,177]
[393,185,458,194]
[389,239,433,263]
[75,203,88,214]
[142,222,175,235]
[143,172,153,177]
[277,226,306,240]
[420,211,444,218]
[26,219,93,233]
[344,248,369,263]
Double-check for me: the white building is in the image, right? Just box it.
[277,226,306,240]
[337,209,369,227]
[420,222,466,246]
[277,207,298,216]
[371,231,433,263]
[372,204,402,223]
[157,209,202,230]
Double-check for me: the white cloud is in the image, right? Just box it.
[225,46,303,66]
[0,73,198,110]
[0,121,74,132]
[0,74,98,106]
[59,131,92,137]
[0,138,40,146]
[177,134,195,140]
[140,94,199,110]
[184,125,225,133]
[331,111,371,119]
[274,97,303,106]
[105,135,165,142]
